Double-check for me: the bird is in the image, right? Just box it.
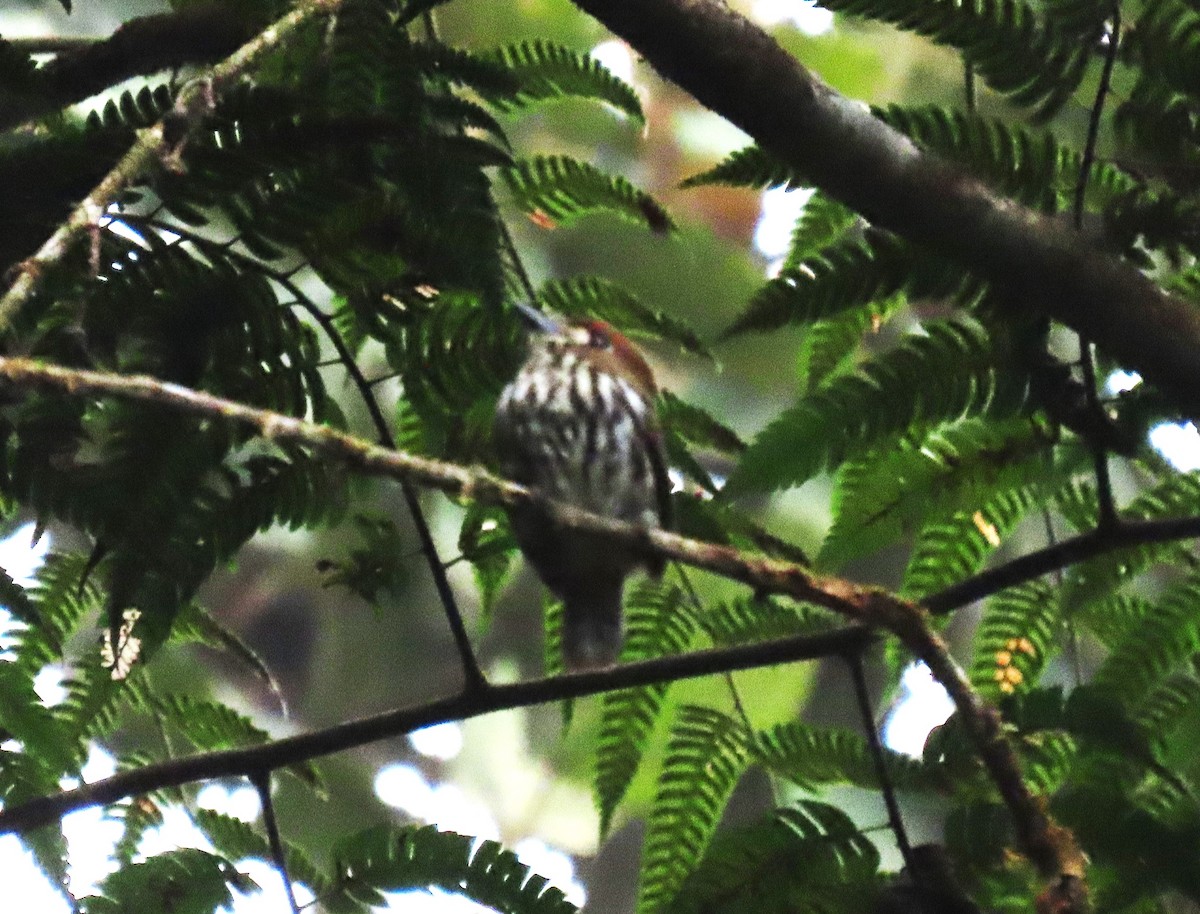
[495,302,672,671]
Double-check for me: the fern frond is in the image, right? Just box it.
[458,504,517,618]
[753,720,938,791]
[900,487,1039,598]
[668,801,882,914]
[596,584,698,837]
[722,230,982,339]
[534,277,708,357]
[483,39,644,122]
[702,596,839,648]
[820,418,1065,570]
[657,392,746,457]
[783,191,859,269]
[501,155,673,233]
[874,105,1136,211]
[0,660,78,775]
[13,551,100,673]
[1123,0,1200,101]
[730,318,1027,493]
[0,751,69,898]
[636,707,752,914]
[328,824,578,914]
[194,808,327,895]
[969,581,1061,699]
[1062,471,1200,613]
[1091,567,1200,707]
[796,306,880,394]
[681,146,809,191]
[821,0,1092,119]
[80,848,251,914]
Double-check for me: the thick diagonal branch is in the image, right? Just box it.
[570,0,1200,417]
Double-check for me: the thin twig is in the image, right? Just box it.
[0,0,342,334]
[846,651,914,873]
[963,61,976,113]
[1072,7,1122,528]
[250,771,301,914]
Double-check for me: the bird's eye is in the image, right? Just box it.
[589,327,612,349]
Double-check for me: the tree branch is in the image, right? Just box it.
[569,0,1200,417]
[0,0,341,333]
[926,515,1200,613]
[0,626,872,835]
[0,355,1087,896]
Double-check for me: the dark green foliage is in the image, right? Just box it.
[730,318,1029,493]
[681,145,810,191]
[754,719,940,791]
[534,277,708,357]
[458,503,518,617]
[194,808,328,895]
[819,417,1066,570]
[78,848,255,914]
[667,801,882,914]
[723,230,983,339]
[326,824,578,914]
[482,40,645,121]
[9,2,1200,914]
[636,707,752,914]
[969,581,1060,699]
[817,0,1093,119]
[595,584,698,837]
[501,155,674,233]
[873,105,1136,211]
[702,596,839,647]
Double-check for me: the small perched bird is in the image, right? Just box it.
[495,303,671,670]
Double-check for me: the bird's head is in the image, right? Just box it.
[512,302,657,399]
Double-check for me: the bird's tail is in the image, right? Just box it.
[561,578,624,671]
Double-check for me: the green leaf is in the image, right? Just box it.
[969,581,1061,700]
[820,418,1064,570]
[534,276,708,358]
[723,230,982,339]
[484,39,644,122]
[702,596,839,648]
[79,848,254,914]
[681,146,809,191]
[668,801,882,914]
[1062,471,1200,613]
[0,661,78,775]
[502,156,674,233]
[327,824,578,914]
[730,318,1026,493]
[820,0,1092,119]
[658,392,746,456]
[1091,565,1200,707]
[458,504,518,619]
[596,584,698,837]
[193,808,327,896]
[900,487,1039,598]
[753,720,939,791]
[636,707,752,914]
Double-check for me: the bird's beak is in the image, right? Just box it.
[513,301,564,336]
